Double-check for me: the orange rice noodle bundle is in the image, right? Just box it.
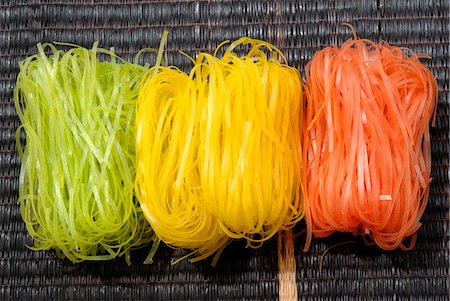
[303,35,438,251]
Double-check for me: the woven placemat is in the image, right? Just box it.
[1,1,449,300]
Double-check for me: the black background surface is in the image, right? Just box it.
[0,1,448,300]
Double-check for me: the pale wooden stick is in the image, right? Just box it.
[278,229,298,301]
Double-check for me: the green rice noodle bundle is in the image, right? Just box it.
[15,43,157,264]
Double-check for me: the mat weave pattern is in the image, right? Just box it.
[1,1,449,300]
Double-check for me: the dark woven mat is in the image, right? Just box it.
[1,1,449,300]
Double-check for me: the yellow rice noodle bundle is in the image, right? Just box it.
[136,38,304,264]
